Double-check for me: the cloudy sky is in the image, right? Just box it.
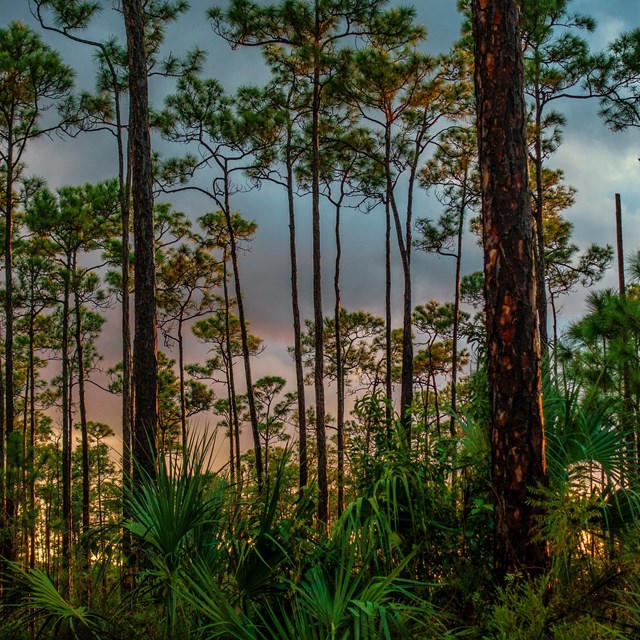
[2,0,639,450]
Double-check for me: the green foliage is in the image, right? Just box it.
[542,168,612,304]
[1,562,106,639]
[258,506,437,640]
[543,382,635,486]
[0,21,75,147]
[487,574,627,639]
[488,576,551,640]
[298,309,385,387]
[124,435,226,637]
[180,489,439,639]
[3,2,640,639]
[599,28,640,131]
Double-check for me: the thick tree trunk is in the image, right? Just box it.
[472,0,548,581]
[123,0,158,485]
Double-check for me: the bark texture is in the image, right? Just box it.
[472,0,548,580]
[123,0,158,484]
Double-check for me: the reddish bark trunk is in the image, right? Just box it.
[472,0,548,580]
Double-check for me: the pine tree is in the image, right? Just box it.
[123,0,158,487]
[520,0,605,351]
[416,125,479,436]
[211,0,418,520]
[472,0,548,580]
[0,22,74,564]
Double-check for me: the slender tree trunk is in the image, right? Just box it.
[178,318,187,455]
[615,194,635,464]
[398,279,413,439]
[120,112,134,571]
[55,439,61,588]
[123,0,158,485]
[334,203,344,517]
[422,388,429,439]
[29,301,36,569]
[68,329,76,552]
[96,443,105,558]
[533,97,549,353]
[399,162,416,441]
[386,128,413,440]
[45,485,51,573]
[222,172,263,491]
[73,281,91,572]
[61,266,73,596]
[432,370,441,437]
[3,143,15,564]
[472,0,548,581]
[121,173,134,585]
[384,124,395,426]
[49,439,62,591]
[226,375,235,482]
[108,68,134,586]
[21,373,29,563]
[385,197,392,426]
[312,7,328,524]
[550,291,559,380]
[222,254,241,480]
[21,292,34,567]
[286,127,308,490]
[450,178,468,438]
